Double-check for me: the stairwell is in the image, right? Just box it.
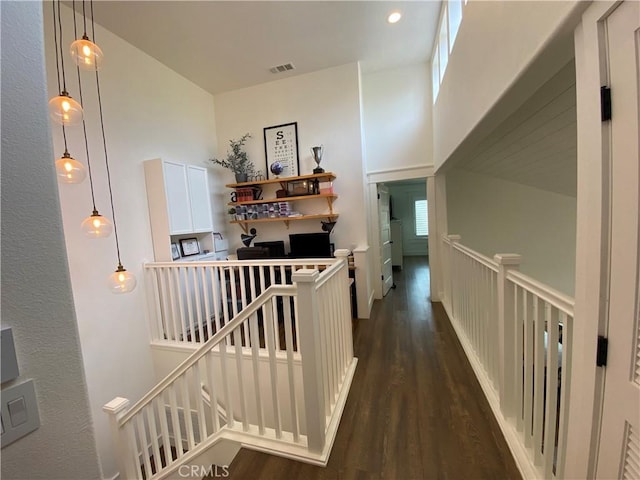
[104,253,357,479]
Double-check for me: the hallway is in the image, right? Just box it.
[222,257,521,479]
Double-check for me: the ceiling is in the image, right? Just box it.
[455,60,577,198]
[87,1,442,95]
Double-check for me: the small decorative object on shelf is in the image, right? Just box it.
[270,161,284,177]
[210,133,255,183]
[180,237,200,256]
[241,228,257,247]
[311,145,324,174]
[287,180,315,196]
[321,220,337,233]
[171,243,181,260]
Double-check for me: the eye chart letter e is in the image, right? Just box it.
[264,122,300,179]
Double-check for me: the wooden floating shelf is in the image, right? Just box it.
[226,172,336,189]
[230,213,339,233]
[228,193,337,207]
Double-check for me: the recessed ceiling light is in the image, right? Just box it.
[387,11,402,24]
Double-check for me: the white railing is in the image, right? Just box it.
[440,235,574,479]
[144,258,337,347]
[104,252,357,479]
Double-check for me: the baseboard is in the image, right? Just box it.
[442,303,540,480]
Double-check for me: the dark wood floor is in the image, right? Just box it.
[219,257,521,480]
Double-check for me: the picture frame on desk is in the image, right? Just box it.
[264,122,300,179]
[180,237,200,257]
[171,243,181,260]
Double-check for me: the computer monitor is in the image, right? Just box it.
[254,240,286,259]
[289,232,332,258]
[236,247,270,260]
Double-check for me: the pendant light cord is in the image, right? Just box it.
[90,0,122,266]
[56,0,67,93]
[51,1,62,94]
[72,0,98,211]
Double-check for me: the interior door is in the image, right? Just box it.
[596,2,640,477]
[378,185,393,296]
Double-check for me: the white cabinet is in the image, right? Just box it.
[163,161,192,234]
[144,159,214,261]
[186,165,213,233]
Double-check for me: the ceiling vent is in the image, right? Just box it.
[269,63,295,74]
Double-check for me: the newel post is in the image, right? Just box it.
[494,254,522,419]
[292,269,326,454]
[447,235,461,316]
[103,397,135,479]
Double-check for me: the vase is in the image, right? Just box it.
[235,172,248,183]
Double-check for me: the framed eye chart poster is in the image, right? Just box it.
[263,122,300,179]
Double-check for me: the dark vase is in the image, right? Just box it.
[235,172,248,183]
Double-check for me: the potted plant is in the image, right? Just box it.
[210,133,255,183]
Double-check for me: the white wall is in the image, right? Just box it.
[388,182,429,256]
[433,0,582,170]
[361,63,433,173]
[43,5,219,477]
[447,169,576,295]
[213,63,366,254]
[1,2,102,479]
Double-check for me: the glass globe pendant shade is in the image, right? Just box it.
[70,36,104,71]
[55,151,86,184]
[49,91,83,126]
[81,210,113,238]
[108,264,137,294]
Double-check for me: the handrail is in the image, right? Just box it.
[506,269,574,316]
[452,241,499,272]
[120,284,296,426]
[144,258,339,269]
[314,258,345,289]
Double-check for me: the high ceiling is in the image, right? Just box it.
[87,1,442,95]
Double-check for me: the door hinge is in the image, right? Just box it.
[596,335,608,367]
[377,193,380,199]
[381,274,384,280]
[601,86,612,121]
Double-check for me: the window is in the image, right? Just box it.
[432,44,440,100]
[448,0,463,52]
[438,11,449,82]
[431,0,465,103]
[415,200,428,236]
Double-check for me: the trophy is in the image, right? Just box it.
[311,145,324,174]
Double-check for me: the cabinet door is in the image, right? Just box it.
[187,166,213,232]
[163,161,193,234]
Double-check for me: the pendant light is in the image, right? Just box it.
[70,1,103,70]
[55,149,87,184]
[86,0,136,293]
[51,0,87,184]
[49,93,84,126]
[69,0,112,239]
[49,1,83,126]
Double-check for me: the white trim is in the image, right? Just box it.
[366,164,434,184]
[565,2,620,477]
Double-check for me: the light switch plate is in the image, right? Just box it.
[1,379,39,448]
[1,328,19,384]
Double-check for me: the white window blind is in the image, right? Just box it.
[415,200,428,236]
